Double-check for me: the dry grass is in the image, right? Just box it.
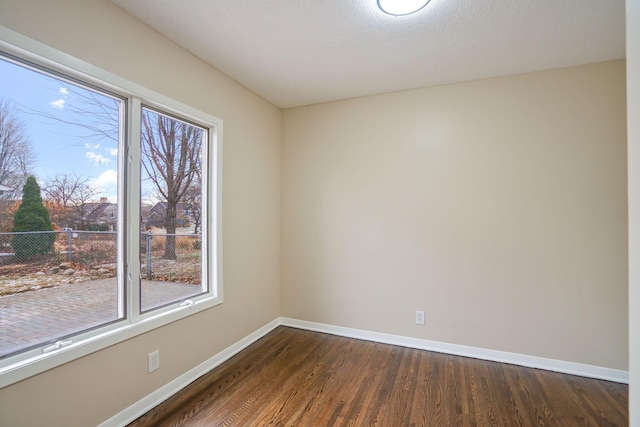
[0,228,202,296]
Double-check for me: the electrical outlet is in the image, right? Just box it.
[148,350,160,373]
[415,310,425,325]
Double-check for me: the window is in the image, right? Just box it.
[0,26,222,388]
[139,106,208,312]
[0,54,125,359]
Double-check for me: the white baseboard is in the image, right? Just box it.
[99,319,281,427]
[279,317,629,384]
[101,316,628,426]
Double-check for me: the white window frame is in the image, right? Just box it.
[0,25,223,389]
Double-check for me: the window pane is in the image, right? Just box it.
[140,106,205,312]
[0,55,123,358]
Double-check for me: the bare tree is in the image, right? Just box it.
[180,145,202,235]
[29,87,204,258]
[44,173,97,227]
[22,86,120,146]
[70,183,101,230]
[44,173,93,207]
[141,109,202,259]
[0,99,34,200]
[183,181,202,234]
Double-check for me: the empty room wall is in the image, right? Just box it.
[282,60,628,371]
[0,0,281,426]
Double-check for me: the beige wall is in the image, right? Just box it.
[0,0,630,424]
[0,1,281,426]
[282,60,628,370]
[627,0,639,423]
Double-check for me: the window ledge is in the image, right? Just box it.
[0,295,222,389]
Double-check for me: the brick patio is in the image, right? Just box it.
[0,278,202,358]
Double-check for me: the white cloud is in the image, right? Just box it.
[92,169,117,187]
[106,147,118,156]
[90,169,118,202]
[86,151,111,166]
[85,143,100,149]
[50,99,65,109]
[59,87,69,95]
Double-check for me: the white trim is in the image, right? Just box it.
[0,24,225,389]
[279,318,629,384]
[0,296,224,388]
[101,316,628,426]
[99,319,280,427]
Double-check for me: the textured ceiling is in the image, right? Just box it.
[110,0,625,109]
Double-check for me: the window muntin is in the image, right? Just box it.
[0,26,222,388]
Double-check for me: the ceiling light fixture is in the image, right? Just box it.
[377,0,431,16]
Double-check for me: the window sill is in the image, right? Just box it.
[0,295,222,389]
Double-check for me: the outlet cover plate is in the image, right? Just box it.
[148,350,160,373]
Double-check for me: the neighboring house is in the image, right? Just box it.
[74,198,117,231]
[72,200,190,231]
[146,201,189,228]
[140,204,152,230]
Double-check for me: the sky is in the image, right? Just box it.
[0,56,119,201]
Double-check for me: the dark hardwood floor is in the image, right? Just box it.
[128,326,628,426]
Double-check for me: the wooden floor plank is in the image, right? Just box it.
[128,327,628,427]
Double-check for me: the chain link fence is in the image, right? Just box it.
[0,230,201,284]
[0,230,116,269]
[141,233,202,284]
